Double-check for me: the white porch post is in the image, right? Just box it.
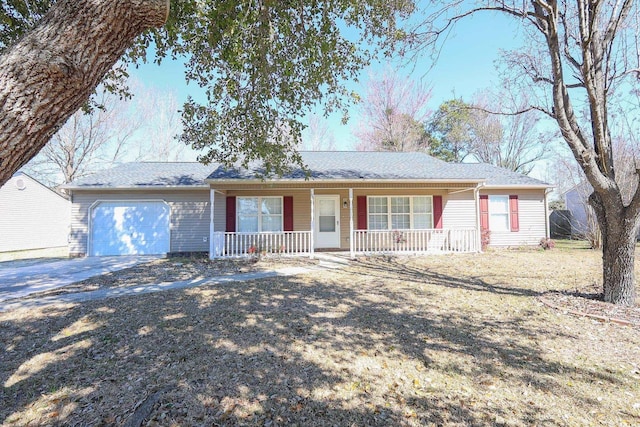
[310,189,315,259]
[474,184,482,252]
[349,188,354,258]
[209,188,216,259]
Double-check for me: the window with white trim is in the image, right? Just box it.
[489,195,509,231]
[368,196,433,230]
[237,197,283,232]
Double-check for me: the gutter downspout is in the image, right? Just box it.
[349,188,354,259]
[310,189,315,259]
[210,188,215,259]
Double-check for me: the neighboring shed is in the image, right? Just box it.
[549,209,573,239]
[564,182,640,240]
[0,172,70,260]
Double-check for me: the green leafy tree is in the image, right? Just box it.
[426,99,473,162]
[0,0,414,185]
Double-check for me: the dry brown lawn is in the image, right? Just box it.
[1,246,639,426]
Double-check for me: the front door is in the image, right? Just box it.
[314,195,340,248]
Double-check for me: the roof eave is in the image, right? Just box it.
[63,185,210,190]
[205,178,487,184]
[482,184,554,190]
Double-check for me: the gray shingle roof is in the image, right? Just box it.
[64,162,215,188]
[208,151,478,181]
[64,152,550,188]
[445,162,549,186]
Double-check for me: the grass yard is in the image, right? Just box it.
[1,248,639,426]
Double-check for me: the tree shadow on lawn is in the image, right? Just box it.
[0,263,630,426]
[352,255,546,298]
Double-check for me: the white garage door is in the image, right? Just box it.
[90,201,170,256]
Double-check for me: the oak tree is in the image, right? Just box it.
[0,0,413,185]
[0,0,170,185]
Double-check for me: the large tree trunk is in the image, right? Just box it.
[590,191,639,306]
[0,0,170,187]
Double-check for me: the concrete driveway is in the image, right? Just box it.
[0,256,160,302]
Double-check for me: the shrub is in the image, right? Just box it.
[481,229,491,251]
[539,237,555,250]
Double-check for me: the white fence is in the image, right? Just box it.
[353,228,478,254]
[212,231,312,258]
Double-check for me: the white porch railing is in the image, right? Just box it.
[212,228,478,258]
[212,231,312,258]
[353,228,478,254]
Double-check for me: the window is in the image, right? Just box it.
[317,198,336,232]
[489,196,509,231]
[391,197,410,229]
[237,197,282,232]
[368,196,433,230]
[368,197,388,230]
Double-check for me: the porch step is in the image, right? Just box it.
[314,253,350,269]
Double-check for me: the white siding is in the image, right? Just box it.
[0,174,70,252]
[213,191,227,233]
[442,190,476,229]
[481,189,547,246]
[70,190,210,256]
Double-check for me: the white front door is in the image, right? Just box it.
[314,195,340,248]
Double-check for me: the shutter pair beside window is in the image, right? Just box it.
[479,195,519,232]
[225,196,294,232]
[356,195,443,229]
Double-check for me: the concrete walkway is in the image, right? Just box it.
[0,254,349,312]
[0,256,161,303]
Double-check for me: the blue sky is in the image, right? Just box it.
[128,11,526,152]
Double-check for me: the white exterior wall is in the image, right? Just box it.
[0,174,70,252]
[70,189,210,256]
[212,191,228,233]
[442,190,476,229]
[481,189,547,246]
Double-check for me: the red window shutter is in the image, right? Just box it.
[433,196,443,229]
[357,196,367,230]
[509,195,519,232]
[479,195,489,230]
[283,196,294,231]
[225,196,236,232]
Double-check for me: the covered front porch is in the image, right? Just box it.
[209,185,481,258]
